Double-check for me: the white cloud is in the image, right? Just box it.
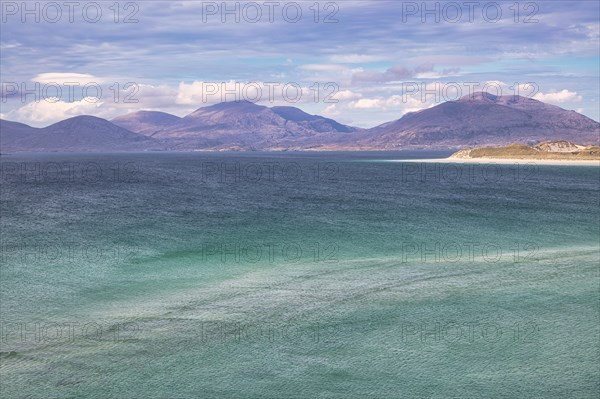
[135,84,179,108]
[0,42,21,50]
[2,81,189,126]
[177,80,267,105]
[322,104,340,117]
[7,98,107,126]
[331,90,362,101]
[321,92,436,127]
[349,98,383,109]
[347,94,432,111]
[533,89,582,104]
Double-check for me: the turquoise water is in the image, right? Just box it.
[1,152,599,398]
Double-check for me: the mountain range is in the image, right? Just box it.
[0,116,155,152]
[1,92,598,152]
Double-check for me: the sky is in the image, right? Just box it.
[0,0,598,128]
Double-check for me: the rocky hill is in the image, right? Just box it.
[2,94,599,152]
[357,92,600,149]
[1,116,157,152]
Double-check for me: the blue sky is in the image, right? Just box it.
[1,0,598,127]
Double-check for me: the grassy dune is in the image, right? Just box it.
[454,142,600,160]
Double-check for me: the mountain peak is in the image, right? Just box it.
[46,115,124,130]
[55,115,106,124]
[459,91,499,102]
[271,106,315,121]
[195,100,266,113]
[1,115,154,152]
[111,111,182,136]
[366,91,600,148]
[113,110,180,120]
[457,91,543,107]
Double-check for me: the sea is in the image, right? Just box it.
[1,151,599,398]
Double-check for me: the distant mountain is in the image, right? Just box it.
[358,92,600,149]
[126,101,358,150]
[2,94,599,152]
[270,106,354,133]
[1,116,156,152]
[111,111,182,136]
[106,101,358,150]
[0,120,40,144]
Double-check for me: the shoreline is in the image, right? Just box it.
[387,157,600,166]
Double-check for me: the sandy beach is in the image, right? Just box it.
[389,157,600,166]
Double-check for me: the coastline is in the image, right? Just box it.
[389,157,600,166]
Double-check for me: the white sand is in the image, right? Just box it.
[388,157,600,166]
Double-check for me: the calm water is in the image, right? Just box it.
[1,152,599,398]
